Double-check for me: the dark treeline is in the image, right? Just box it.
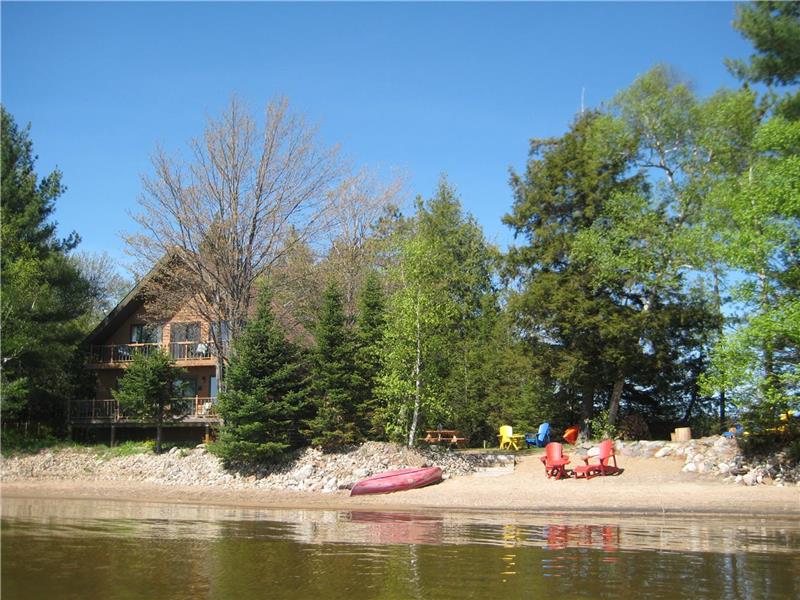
[2,3,797,454]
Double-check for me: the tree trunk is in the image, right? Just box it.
[156,405,163,454]
[719,389,726,426]
[684,385,698,423]
[581,385,594,435]
[758,269,777,394]
[408,295,422,448]
[216,355,225,394]
[608,378,624,427]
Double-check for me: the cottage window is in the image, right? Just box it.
[130,324,161,344]
[210,320,230,343]
[170,322,200,343]
[174,377,198,398]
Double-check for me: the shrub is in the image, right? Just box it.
[589,410,618,440]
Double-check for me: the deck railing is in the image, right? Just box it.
[70,397,219,422]
[89,342,225,364]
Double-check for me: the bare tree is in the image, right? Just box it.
[124,96,345,381]
[319,168,406,313]
[72,250,133,321]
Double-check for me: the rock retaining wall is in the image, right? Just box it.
[612,436,799,486]
[1,442,515,493]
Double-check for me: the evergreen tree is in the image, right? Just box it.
[0,107,92,435]
[214,286,310,464]
[727,1,800,119]
[112,350,187,454]
[354,271,387,434]
[305,283,362,448]
[503,110,646,428]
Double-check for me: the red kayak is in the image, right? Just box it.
[350,467,443,496]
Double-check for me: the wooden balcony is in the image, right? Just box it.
[69,398,220,425]
[87,342,225,368]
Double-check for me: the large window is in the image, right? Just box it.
[170,322,202,360]
[210,320,230,343]
[130,324,161,344]
[170,322,200,343]
[174,377,198,398]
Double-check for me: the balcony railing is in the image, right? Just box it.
[89,342,224,365]
[70,397,219,423]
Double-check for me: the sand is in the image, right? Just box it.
[3,454,798,517]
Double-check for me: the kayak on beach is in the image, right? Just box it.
[350,466,443,496]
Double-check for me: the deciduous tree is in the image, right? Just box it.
[125,96,345,382]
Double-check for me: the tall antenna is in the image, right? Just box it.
[580,87,586,114]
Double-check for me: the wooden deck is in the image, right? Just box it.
[87,342,226,369]
[70,398,221,426]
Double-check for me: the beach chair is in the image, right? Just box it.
[573,439,621,479]
[498,425,523,451]
[525,422,551,448]
[539,442,571,479]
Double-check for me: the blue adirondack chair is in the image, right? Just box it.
[525,422,551,448]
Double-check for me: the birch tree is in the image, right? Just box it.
[124,96,344,380]
[375,234,456,446]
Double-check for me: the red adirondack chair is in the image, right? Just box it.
[574,439,621,479]
[540,442,571,479]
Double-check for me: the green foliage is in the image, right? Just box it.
[0,425,61,455]
[504,110,648,424]
[700,116,800,418]
[375,232,457,443]
[215,287,311,465]
[112,350,187,453]
[788,439,800,464]
[374,179,497,446]
[727,1,800,119]
[112,350,187,420]
[95,441,155,458]
[353,271,387,434]
[589,410,618,441]
[305,283,362,448]
[1,107,94,432]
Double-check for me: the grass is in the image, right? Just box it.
[1,432,197,459]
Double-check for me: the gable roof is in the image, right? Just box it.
[82,256,169,346]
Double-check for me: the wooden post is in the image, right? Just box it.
[110,424,116,447]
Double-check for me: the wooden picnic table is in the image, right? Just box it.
[422,429,466,446]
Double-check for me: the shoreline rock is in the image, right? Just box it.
[0,441,515,493]
[613,436,799,486]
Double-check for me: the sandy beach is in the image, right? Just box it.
[4,454,798,517]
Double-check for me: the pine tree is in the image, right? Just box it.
[305,283,361,448]
[726,1,800,119]
[214,286,310,464]
[1,107,93,435]
[503,111,647,427]
[354,271,387,433]
[112,350,186,454]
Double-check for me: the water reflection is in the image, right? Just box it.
[3,497,799,555]
[3,498,799,599]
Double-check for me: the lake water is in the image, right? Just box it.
[2,497,799,599]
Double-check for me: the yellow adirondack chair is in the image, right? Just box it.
[498,425,523,451]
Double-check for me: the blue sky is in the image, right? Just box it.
[2,2,752,269]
